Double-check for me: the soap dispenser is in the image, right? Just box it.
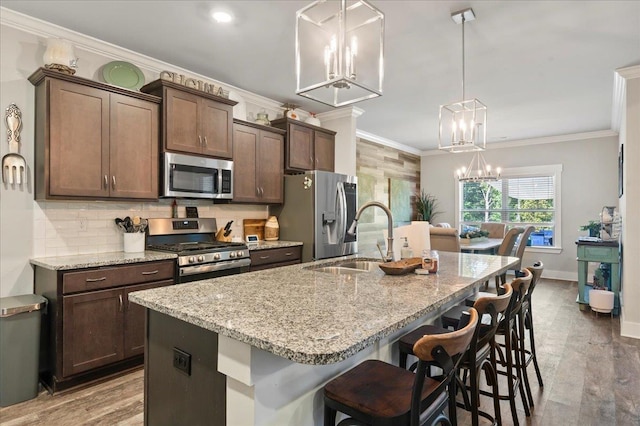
[400,237,413,259]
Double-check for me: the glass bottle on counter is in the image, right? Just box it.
[422,250,439,273]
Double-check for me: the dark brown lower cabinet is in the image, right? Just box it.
[35,260,174,392]
[249,246,302,271]
[62,288,124,377]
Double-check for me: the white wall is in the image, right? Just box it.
[420,135,619,280]
[0,12,294,297]
[619,69,640,338]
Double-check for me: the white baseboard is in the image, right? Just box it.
[506,269,576,282]
[621,313,640,339]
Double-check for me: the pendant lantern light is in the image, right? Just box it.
[295,0,384,107]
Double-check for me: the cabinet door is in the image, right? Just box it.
[48,79,109,197]
[200,98,233,159]
[257,131,284,203]
[232,124,259,202]
[109,93,159,199]
[314,130,335,172]
[123,280,173,359]
[287,123,314,171]
[165,88,200,154]
[62,288,124,377]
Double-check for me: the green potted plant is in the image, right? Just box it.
[414,191,441,223]
[580,220,601,238]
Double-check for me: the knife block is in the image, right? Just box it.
[215,229,232,242]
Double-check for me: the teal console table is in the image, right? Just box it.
[576,240,621,315]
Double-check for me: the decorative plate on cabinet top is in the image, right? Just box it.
[102,61,145,90]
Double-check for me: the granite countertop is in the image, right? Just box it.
[246,240,303,251]
[129,252,518,365]
[30,251,177,270]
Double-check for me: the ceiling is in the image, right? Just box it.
[3,1,639,152]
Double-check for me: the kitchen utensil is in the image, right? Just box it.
[114,218,127,232]
[2,103,27,185]
[223,220,233,237]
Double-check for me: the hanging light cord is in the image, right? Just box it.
[461,14,466,100]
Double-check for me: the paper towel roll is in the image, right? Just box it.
[383,222,431,260]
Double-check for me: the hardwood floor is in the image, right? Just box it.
[1,278,639,425]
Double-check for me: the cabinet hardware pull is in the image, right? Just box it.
[112,176,116,189]
[203,136,208,146]
[259,187,264,196]
[256,187,260,196]
[259,255,270,259]
[285,252,293,256]
[86,277,107,282]
[198,135,203,145]
[119,294,123,312]
[141,270,159,275]
[103,175,108,189]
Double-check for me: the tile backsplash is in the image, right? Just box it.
[33,199,268,258]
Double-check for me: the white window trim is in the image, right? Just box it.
[455,164,563,254]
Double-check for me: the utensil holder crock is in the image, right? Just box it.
[124,233,145,253]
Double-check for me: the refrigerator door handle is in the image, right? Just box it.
[337,182,347,245]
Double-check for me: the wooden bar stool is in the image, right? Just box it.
[323,308,479,426]
[491,269,532,425]
[398,285,513,426]
[519,262,545,406]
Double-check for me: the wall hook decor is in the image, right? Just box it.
[2,103,27,186]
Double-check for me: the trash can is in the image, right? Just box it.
[0,294,47,407]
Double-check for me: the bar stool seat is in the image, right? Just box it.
[324,308,479,426]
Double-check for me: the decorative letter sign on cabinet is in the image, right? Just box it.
[140,79,237,159]
[29,68,160,200]
[270,117,335,173]
[232,120,285,204]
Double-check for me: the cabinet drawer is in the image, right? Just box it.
[63,261,175,294]
[577,245,619,263]
[250,246,302,267]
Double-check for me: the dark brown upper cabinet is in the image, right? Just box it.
[232,120,285,204]
[271,117,336,173]
[29,68,160,201]
[140,79,237,159]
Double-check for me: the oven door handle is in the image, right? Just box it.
[179,258,251,276]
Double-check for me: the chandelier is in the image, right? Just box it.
[439,8,487,152]
[295,0,384,107]
[456,151,501,182]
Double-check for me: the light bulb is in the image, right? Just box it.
[351,36,358,56]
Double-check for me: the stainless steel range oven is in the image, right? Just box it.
[146,218,250,283]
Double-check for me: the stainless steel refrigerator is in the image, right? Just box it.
[271,171,357,262]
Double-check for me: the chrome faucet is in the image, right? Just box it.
[347,201,394,262]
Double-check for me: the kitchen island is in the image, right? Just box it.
[129,252,518,425]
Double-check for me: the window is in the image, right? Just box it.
[456,165,562,251]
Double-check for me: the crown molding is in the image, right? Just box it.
[318,106,365,122]
[612,65,640,132]
[355,130,422,156]
[0,7,283,112]
[421,129,618,156]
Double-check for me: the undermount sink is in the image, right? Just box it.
[306,260,381,275]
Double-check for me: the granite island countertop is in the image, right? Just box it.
[129,252,518,365]
[30,251,177,270]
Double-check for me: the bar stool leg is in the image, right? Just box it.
[518,315,535,408]
[527,310,544,388]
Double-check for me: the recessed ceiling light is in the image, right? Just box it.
[212,11,233,23]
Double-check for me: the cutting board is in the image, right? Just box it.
[243,219,266,240]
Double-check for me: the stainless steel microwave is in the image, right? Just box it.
[163,152,233,199]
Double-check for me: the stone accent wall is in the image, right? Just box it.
[355,138,421,255]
